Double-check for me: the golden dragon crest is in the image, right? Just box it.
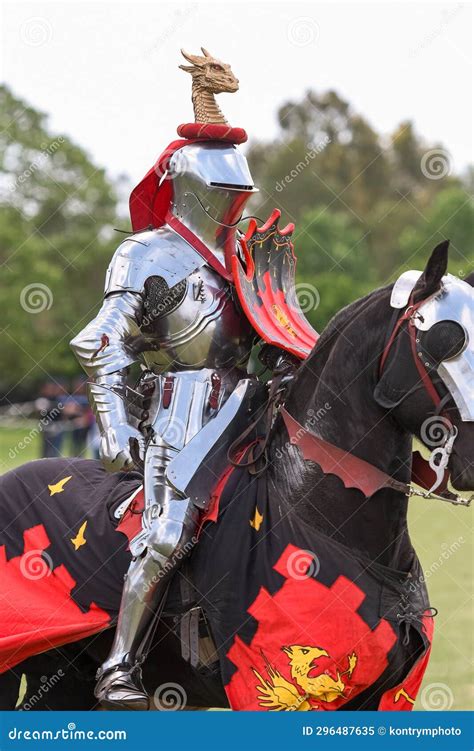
[179,47,239,124]
[253,645,358,711]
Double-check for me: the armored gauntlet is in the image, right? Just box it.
[89,374,145,471]
[70,291,145,471]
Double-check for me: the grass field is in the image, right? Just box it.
[0,427,472,710]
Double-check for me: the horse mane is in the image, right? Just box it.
[318,284,391,351]
[284,283,393,410]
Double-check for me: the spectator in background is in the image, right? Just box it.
[35,380,66,458]
[64,377,94,457]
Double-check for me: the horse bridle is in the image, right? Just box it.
[378,292,459,495]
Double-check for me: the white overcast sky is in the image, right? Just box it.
[0,0,472,190]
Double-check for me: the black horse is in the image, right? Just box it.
[1,243,472,711]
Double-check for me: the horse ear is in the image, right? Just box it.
[411,240,449,303]
[464,271,474,287]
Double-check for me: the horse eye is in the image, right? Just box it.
[422,320,467,363]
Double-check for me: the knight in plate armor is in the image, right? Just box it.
[71,48,315,710]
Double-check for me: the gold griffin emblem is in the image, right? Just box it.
[253,645,357,711]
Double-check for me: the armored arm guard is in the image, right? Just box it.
[70,291,145,471]
[70,229,207,471]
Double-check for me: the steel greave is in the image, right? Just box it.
[100,498,199,674]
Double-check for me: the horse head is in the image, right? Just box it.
[374,242,473,491]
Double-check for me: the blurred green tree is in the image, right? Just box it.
[399,187,474,278]
[0,85,118,397]
[291,208,373,329]
[247,89,472,325]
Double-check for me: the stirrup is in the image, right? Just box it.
[95,663,149,711]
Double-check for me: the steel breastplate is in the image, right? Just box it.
[139,265,254,372]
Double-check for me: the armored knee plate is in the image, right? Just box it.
[146,498,199,565]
